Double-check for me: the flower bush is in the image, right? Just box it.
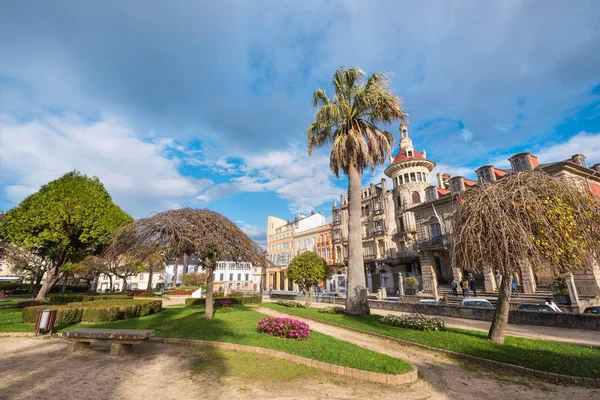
[126,290,155,297]
[257,317,311,340]
[318,306,346,314]
[381,313,445,332]
[216,299,232,307]
[276,300,303,308]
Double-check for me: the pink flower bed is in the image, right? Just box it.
[257,317,311,340]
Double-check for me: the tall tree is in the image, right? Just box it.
[287,251,332,308]
[307,67,406,315]
[105,208,266,320]
[0,171,133,299]
[452,171,600,343]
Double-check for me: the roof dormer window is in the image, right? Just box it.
[509,153,532,173]
[451,177,464,193]
[425,187,437,202]
[407,150,413,157]
[477,166,494,184]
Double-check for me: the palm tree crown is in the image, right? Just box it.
[307,67,406,177]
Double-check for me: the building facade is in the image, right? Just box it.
[410,151,600,303]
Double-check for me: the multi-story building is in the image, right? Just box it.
[315,224,334,266]
[331,123,432,294]
[265,212,328,291]
[410,151,600,303]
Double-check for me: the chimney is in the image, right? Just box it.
[381,178,387,191]
[571,154,587,168]
[592,163,600,172]
[436,172,445,189]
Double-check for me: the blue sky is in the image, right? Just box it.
[1,0,600,245]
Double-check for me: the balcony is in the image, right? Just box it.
[363,254,376,261]
[333,237,342,244]
[417,234,450,250]
[372,225,387,236]
[333,218,342,226]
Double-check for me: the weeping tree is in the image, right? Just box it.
[452,170,600,344]
[307,66,406,315]
[104,208,266,320]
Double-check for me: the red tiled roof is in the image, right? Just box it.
[590,183,600,199]
[531,155,539,167]
[464,179,478,187]
[493,168,508,179]
[437,188,450,197]
[392,148,426,164]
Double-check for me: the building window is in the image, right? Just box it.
[404,173,409,182]
[229,273,233,281]
[245,273,249,281]
[410,173,416,182]
[479,168,493,183]
[219,273,224,281]
[451,179,462,193]
[425,188,436,202]
[407,150,413,157]
[326,248,330,260]
[237,273,241,281]
[411,191,421,204]
[430,223,442,239]
[512,156,529,172]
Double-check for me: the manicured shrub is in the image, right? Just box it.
[126,290,155,297]
[48,294,131,303]
[226,291,244,298]
[216,299,233,307]
[22,299,163,326]
[167,290,196,295]
[318,306,346,314]
[257,317,311,340]
[185,296,262,306]
[17,300,46,308]
[181,273,206,287]
[381,313,445,332]
[276,300,303,308]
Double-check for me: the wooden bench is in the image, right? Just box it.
[63,328,154,356]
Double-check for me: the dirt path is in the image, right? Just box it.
[256,306,600,400]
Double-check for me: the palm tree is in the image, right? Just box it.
[307,67,405,316]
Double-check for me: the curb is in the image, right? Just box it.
[150,337,418,385]
[262,307,600,388]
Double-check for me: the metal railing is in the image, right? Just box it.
[416,234,450,249]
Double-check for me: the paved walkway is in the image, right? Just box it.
[256,306,599,399]
[265,299,600,347]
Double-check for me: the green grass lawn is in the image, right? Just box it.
[262,303,600,378]
[63,305,411,374]
[0,306,32,332]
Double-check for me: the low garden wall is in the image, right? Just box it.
[270,293,600,331]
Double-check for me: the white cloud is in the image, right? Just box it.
[0,114,213,217]
[461,129,474,142]
[197,147,344,214]
[535,132,600,165]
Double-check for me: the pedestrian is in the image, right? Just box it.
[545,297,563,312]
[461,278,469,297]
[511,277,518,295]
[450,280,458,296]
[468,274,477,297]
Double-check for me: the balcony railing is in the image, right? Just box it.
[363,254,376,261]
[417,234,450,250]
[372,225,387,236]
[333,219,342,226]
[333,237,342,244]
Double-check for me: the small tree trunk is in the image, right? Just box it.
[36,265,59,300]
[34,273,43,295]
[182,253,188,277]
[146,267,154,290]
[172,256,180,288]
[205,262,215,320]
[89,274,99,294]
[346,164,370,316]
[488,273,512,343]
[120,277,128,292]
[109,275,113,292]
[61,273,68,293]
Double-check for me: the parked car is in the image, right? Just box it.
[419,298,443,305]
[383,297,399,302]
[518,304,554,312]
[460,299,495,309]
[583,306,600,314]
[367,295,378,300]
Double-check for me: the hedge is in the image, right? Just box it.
[48,294,131,303]
[22,299,162,326]
[126,290,155,297]
[185,296,262,306]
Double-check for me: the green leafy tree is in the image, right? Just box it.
[286,251,333,308]
[181,272,207,288]
[452,171,600,344]
[307,67,405,315]
[0,171,133,299]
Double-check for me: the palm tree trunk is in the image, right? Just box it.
[205,261,215,320]
[488,272,512,343]
[345,165,370,316]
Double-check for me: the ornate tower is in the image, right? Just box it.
[384,122,435,249]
